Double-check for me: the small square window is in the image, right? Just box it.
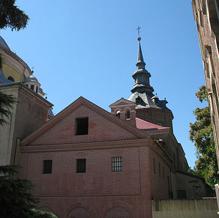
[75,117,88,135]
[112,156,122,172]
[43,160,52,174]
[76,159,86,173]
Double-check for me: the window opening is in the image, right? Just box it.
[116,111,120,118]
[125,110,131,120]
[43,160,52,174]
[8,76,14,82]
[76,117,88,135]
[76,159,86,173]
[112,156,122,172]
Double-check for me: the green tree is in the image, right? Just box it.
[0,91,14,125]
[0,165,57,218]
[0,0,29,30]
[0,53,14,126]
[190,86,218,187]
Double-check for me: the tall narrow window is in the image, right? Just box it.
[212,82,219,115]
[116,111,120,118]
[75,117,88,135]
[125,110,131,120]
[112,156,122,172]
[43,160,52,174]
[76,159,86,173]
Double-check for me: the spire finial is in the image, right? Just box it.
[136,26,145,69]
[137,26,141,42]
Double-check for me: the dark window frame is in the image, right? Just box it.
[75,117,89,135]
[76,158,86,173]
[43,160,52,174]
[125,110,131,120]
[112,156,122,172]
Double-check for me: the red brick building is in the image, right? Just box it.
[0,36,211,218]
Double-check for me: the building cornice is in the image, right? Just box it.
[20,138,152,153]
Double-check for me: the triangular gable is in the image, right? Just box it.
[109,98,136,108]
[22,97,148,146]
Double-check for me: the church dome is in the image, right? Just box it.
[0,36,10,51]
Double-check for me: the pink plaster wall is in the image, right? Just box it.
[20,145,153,218]
[31,105,137,145]
[19,101,170,218]
[150,149,170,200]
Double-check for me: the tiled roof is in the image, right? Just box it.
[135,117,167,130]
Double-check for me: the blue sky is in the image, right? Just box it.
[1,0,205,167]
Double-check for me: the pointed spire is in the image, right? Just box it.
[128,29,168,109]
[136,27,146,69]
[136,37,146,69]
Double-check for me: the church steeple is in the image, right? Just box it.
[131,36,153,95]
[128,33,167,109]
[136,37,146,70]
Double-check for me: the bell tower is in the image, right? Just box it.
[128,32,174,130]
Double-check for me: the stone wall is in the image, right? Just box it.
[152,199,218,218]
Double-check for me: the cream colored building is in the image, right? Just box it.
[0,36,51,165]
[0,36,44,96]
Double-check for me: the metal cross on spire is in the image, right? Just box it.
[137,26,141,42]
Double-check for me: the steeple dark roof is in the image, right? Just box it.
[128,37,167,109]
[136,38,146,69]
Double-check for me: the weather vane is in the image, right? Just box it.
[137,26,141,42]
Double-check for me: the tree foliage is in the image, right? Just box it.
[190,86,218,187]
[0,166,57,218]
[0,0,29,31]
[0,91,15,125]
